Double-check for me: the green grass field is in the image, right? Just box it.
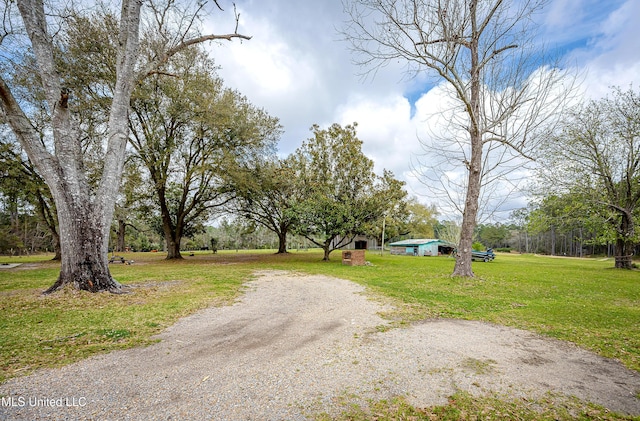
[1,250,638,419]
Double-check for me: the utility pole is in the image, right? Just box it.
[381,215,386,256]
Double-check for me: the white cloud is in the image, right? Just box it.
[335,95,412,164]
[562,0,640,98]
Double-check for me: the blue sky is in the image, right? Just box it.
[205,0,640,221]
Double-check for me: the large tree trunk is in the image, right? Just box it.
[163,222,183,258]
[159,189,183,260]
[3,0,249,291]
[614,213,634,269]
[0,78,124,292]
[614,241,633,269]
[453,153,481,277]
[276,226,288,254]
[165,235,183,259]
[45,200,122,293]
[0,0,142,293]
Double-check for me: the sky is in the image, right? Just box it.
[204,0,640,222]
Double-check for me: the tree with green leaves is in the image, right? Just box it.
[227,156,298,254]
[526,195,571,256]
[404,198,438,239]
[0,134,59,258]
[111,158,149,253]
[508,208,531,254]
[435,220,461,246]
[290,123,406,261]
[362,172,409,249]
[524,192,608,257]
[474,223,510,250]
[538,87,640,268]
[129,48,280,259]
[0,0,249,292]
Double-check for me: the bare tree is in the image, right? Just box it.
[342,0,575,276]
[0,0,249,292]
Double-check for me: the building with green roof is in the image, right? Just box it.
[388,239,455,257]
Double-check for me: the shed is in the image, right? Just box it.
[388,239,455,257]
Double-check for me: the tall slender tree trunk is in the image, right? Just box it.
[51,230,61,261]
[34,188,61,260]
[453,2,481,277]
[116,219,126,252]
[453,142,482,277]
[579,228,583,257]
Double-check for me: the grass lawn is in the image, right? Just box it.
[1,250,638,419]
[0,252,255,382]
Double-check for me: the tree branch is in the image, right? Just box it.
[0,75,58,180]
[137,29,251,82]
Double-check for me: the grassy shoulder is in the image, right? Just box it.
[1,249,638,419]
[316,391,639,421]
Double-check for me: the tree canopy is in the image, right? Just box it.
[226,156,298,254]
[128,47,281,259]
[537,87,640,268]
[290,123,407,261]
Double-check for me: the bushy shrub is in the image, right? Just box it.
[472,241,485,251]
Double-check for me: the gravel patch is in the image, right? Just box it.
[1,270,639,420]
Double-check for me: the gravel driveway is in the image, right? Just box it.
[1,270,639,420]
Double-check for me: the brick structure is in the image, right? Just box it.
[341,249,366,266]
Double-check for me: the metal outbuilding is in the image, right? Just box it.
[388,239,456,256]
